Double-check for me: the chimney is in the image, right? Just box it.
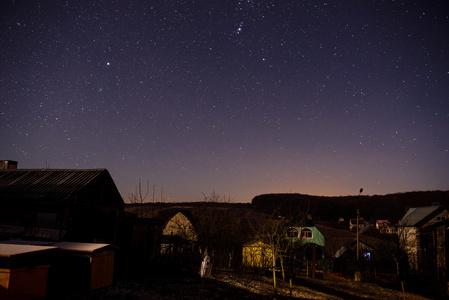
[0,160,18,169]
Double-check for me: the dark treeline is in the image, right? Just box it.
[252,191,449,224]
[126,201,253,209]
[125,190,449,224]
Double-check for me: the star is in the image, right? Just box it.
[1,0,448,202]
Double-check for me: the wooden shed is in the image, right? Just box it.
[0,243,58,300]
[48,242,116,295]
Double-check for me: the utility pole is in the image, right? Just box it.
[356,188,363,262]
[356,208,360,261]
[151,185,155,218]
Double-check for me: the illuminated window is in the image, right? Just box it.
[301,228,313,239]
[287,228,299,238]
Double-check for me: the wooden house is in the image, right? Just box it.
[397,205,449,274]
[0,169,124,245]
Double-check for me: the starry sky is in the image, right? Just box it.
[1,1,448,203]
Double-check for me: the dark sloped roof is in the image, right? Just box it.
[397,205,445,227]
[315,223,397,257]
[0,169,120,203]
[315,224,355,256]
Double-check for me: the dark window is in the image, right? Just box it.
[36,213,57,229]
[287,228,299,238]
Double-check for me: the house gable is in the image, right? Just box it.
[288,226,325,247]
[162,212,197,242]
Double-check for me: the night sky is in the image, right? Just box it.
[1,1,448,202]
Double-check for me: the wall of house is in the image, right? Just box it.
[242,241,272,268]
[398,226,418,272]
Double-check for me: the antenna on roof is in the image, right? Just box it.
[161,186,164,203]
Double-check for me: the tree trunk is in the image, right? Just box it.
[280,256,285,283]
[272,245,277,296]
[312,244,316,279]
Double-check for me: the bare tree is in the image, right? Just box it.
[127,179,150,218]
[194,192,243,271]
[246,200,310,297]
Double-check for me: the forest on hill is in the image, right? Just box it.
[124,190,449,225]
[251,190,449,224]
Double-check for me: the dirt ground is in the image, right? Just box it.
[70,270,436,300]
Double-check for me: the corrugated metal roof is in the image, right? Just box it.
[398,205,443,227]
[0,169,106,202]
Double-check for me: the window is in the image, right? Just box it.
[287,228,299,238]
[301,228,313,239]
[437,216,446,221]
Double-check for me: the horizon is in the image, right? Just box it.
[2,155,448,203]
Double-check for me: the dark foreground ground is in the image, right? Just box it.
[65,270,437,300]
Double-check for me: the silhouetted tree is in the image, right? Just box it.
[247,199,310,297]
[194,192,245,271]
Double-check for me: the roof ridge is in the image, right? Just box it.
[0,168,106,171]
